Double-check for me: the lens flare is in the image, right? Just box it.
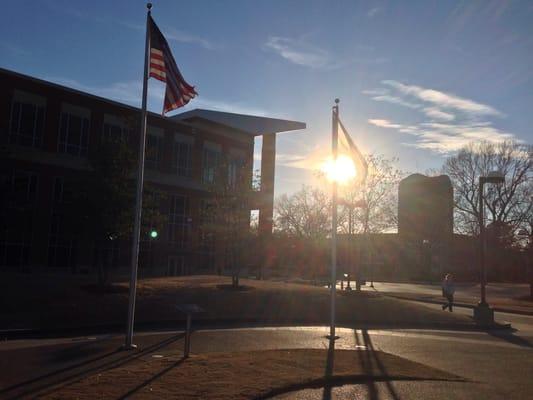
[322,155,357,183]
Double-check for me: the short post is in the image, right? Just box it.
[176,304,204,358]
[184,313,192,358]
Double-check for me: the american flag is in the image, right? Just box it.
[148,15,197,114]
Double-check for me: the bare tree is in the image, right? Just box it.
[443,141,532,239]
[274,185,331,238]
[340,154,405,234]
[201,156,254,287]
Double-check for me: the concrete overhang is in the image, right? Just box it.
[172,108,306,136]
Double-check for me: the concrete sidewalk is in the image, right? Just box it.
[360,282,533,316]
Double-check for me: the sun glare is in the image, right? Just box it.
[322,155,357,183]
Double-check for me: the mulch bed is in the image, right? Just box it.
[41,348,462,399]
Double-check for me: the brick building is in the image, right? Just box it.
[0,68,305,276]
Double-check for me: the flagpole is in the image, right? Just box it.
[329,98,339,339]
[125,2,152,350]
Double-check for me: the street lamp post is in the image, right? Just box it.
[517,229,532,299]
[474,171,505,324]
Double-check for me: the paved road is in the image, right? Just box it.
[1,323,532,399]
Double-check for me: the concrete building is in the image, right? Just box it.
[397,174,454,278]
[0,68,305,276]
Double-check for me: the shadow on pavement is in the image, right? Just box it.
[486,329,533,348]
[1,332,185,400]
[352,329,401,400]
[321,335,335,400]
[116,356,186,399]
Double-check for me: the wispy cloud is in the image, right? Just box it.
[422,107,455,121]
[265,36,331,69]
[180,97,272,117]
[368,119,403,129]
[0,41,29,56]
[368,117,517,153]
[364,80,516,153]
[163,28,217,50]
[372,95,421,109]
[45,77,159,105]
[119,20,217,50]
[367,7,383,18]
[265,36,387,69]
[46,76,272,118]
[382,80,502,116]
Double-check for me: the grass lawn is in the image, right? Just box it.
[40,348,462,399]
[1,275,476,331]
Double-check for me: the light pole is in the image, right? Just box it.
[474,171,505,324]
[517,229,532,299]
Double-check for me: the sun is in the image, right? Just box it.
[322,155,357,183]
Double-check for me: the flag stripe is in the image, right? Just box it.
[148,15,197,114]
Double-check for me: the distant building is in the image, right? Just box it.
[0,68,305,276]
[398,174,453,242]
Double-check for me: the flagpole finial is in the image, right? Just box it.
[334,98,340,104]
[147,3,152,10]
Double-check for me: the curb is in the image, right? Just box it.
[0,317,512,341]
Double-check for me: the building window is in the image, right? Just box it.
[48,213,75,268]
[199,199,215,249]
[4,171,38,205]
[103,123,129,143]
[146,134,163,170]
[9,91,46,148]
[53,177,75,205]
[0,171,37,268]
[202,146,220,184]
[174,141,192,177]
[168,195,190,248]
[228,158,245,188]
[58,104,90,157]
[102,114,130,143]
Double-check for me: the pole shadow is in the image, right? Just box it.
[4,332,185,400]
[322,335,335,400]
[485,329,533,348]
[354,329,379,400]
[360,329,401,400]
[116,356,186,399]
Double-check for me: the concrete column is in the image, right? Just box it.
[259,133,276,236]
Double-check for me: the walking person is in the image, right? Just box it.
[441,274,455,312]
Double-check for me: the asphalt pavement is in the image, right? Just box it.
[1,323,532,399]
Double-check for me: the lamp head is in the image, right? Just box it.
[481,171,505,184]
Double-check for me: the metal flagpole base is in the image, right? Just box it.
[326,335,340,340]
[121,343,138,351]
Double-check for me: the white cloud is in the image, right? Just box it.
[363,79,517,153]
[367,7,383,18]
[118,20,216,50]
[423,107,455,121]
[164,28,217,50]
[265,36,330,69]
[45,77,160,105]
[368,117,517,153]
[382,80,502,117]
[180,97,272,117]
[372,95,421,109]
[45,76,272,117]
[368,119,403,129]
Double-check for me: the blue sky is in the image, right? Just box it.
[2,0,532,197]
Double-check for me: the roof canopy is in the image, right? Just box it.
[172,109,306,136]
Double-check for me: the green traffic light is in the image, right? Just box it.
[150,230,158,238]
